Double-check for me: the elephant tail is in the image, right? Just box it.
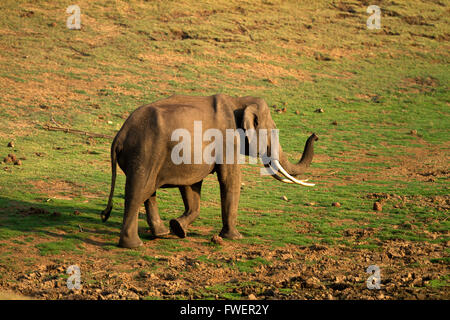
[101,138,119,223]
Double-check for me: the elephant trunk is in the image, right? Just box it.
[269,133,318,186]
[279,133,318,175]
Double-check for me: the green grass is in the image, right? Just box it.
[35,239,84,256]
[427,275,450,289]
[0,0,448,299]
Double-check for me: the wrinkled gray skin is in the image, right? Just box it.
[101,94,318,248]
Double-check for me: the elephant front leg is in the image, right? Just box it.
[170,180,202,238]
[217,165,243,240]
[144,193,169,237]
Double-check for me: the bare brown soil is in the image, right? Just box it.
[0,235,447,300]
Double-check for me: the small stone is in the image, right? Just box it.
[211,235,224,245]
[332,202,341,207]
[410,129,418,135]
[314,108,324,113]
[7,141,14,148]
[295,110,300,115]
[248,294,257,300]
[305,202,316,206]
[371,95,382,103]
[13,160,22,166]
[305,277,321,289]
[3,157,12,164]
[331,120,338,125]
[282,195,288,201]
[73,210,81,215]
[373,202,382,211]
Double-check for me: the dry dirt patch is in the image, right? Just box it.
[30,179,84,200]
[0,239,447,300]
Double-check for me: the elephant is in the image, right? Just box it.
[101,94,318,248]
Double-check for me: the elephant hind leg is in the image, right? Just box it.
[119,171,150,248]
[170,180,202,238]
[144,193,169,237]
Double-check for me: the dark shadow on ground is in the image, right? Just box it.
[0,196,124,247]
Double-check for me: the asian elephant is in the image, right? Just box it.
[101,94,318,248]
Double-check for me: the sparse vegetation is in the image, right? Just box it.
[0,0,448,299]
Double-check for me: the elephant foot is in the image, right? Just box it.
[149,222,170,238]
[219,228,243,240]
[118,237,143,249]
[169,219,187,238]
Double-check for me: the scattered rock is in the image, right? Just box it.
[3,156,13,164]
[309,244,328,251]
[332,202,341,207]
[295,110,300,115]
[371,95,382,103]
[331,120,338,125]
[17,207,51,216]
[410,129,418,136]
[282,195,289,201]
[314,52,332,61]
[211,235,224,245]
[305,277,322,289]
[305,202,316,206]
[248,293,257,300]
[73,210,81,216]
[14,160,22,166]
[7,141,14,148]
[314,108,324,113]
[373,202,383,211]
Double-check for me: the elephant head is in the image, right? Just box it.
[238,97,318,186]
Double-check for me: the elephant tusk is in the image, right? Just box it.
[263,164,294,184]
[272,174,295,184]
[272,160,315,186]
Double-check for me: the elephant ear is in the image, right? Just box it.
[242,103,259,130]
[241,103,260,146]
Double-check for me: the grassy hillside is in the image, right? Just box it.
[0,0,448,300]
